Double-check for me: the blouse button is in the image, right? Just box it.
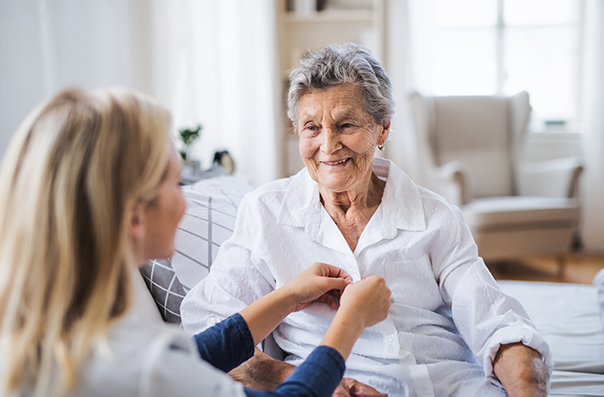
[387,335,395,343]
[504,312,519,325]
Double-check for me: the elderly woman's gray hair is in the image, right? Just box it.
[287,43,395,129]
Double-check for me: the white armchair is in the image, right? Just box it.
[409,91,583,269]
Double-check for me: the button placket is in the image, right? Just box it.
[346,254,362,282]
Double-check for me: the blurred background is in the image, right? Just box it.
[1,0,602,268]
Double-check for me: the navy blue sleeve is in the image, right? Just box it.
[243,346,346,397]
[193,313,255,373]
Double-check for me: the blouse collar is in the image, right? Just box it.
[277,158,427,243]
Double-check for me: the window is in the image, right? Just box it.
[428,0,583,132]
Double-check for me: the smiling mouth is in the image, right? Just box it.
[322,158,350,166]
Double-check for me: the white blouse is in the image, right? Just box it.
[181,158,553,396]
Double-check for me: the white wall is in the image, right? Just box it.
[0,0,152,158]
[1,0,50,158]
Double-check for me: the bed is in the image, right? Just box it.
[138,174,604,396]
[499,279,604,396]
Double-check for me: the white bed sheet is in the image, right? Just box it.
[550,370,604,396]
[498,280,604,395]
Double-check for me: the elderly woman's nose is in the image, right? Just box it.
[321,129,341,153]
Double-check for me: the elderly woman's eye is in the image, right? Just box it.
[341,123,353,129]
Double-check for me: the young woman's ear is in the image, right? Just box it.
[128,201,146,244]
[128,201,148,264]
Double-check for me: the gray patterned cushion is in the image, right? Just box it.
[140,174,253,324]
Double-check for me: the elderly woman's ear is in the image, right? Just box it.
[379,120,391,146]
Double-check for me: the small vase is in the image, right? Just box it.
[183,160,201,172]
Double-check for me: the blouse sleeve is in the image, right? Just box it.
[433,205,553,385]
[180,194,277,336]
[193,313,255,373]
[243,346,345,397]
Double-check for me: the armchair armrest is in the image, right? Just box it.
[517,157,584,198]
[426,161,472,206]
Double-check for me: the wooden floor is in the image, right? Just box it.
[488,252,604,284]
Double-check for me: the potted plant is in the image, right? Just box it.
[178,125,202,170]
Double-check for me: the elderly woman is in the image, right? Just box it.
[181,43,553,396]
[0,87,392,396]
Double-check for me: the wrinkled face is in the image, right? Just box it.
[297,84,388,194]
[140,148,186,262]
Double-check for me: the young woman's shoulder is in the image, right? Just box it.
[72,318,246,397]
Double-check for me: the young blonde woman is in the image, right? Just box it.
[0,88,391,397]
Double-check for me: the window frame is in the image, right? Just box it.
[435,0,585,133]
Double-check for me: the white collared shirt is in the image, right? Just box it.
[181,158,553,396]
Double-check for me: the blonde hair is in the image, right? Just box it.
[0,87,171,395]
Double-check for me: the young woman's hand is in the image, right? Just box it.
[338,276,391,329]
[319,276,391,361]
[240,262,352,345]
[282,262,353,312]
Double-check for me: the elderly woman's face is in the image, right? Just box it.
[297,84,387,194]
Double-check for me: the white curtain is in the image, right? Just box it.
[580,0,604,251]
[0,0,148,157]
[382,0,419,181]
[383,0,443,184]
[1,0,280,187]
[145,0,280,187]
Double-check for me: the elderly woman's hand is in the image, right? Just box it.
[334,378,388,397]
[283,262,353,312]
